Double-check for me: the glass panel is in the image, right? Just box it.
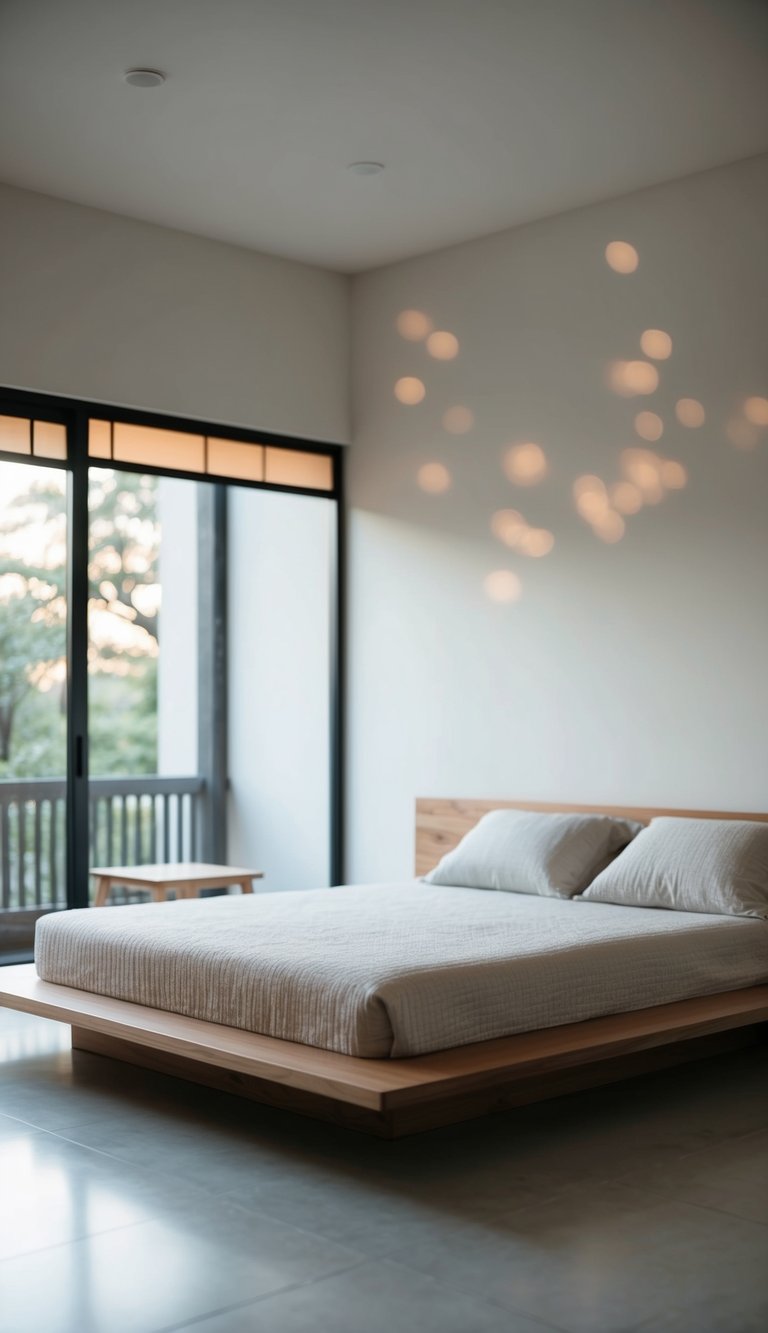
[0,415,32,456]
[207,437,264,483]
[88,419,112,459]
[87,468,202,902]
[227,488,332,890]
[264,447,333,491]
[113,423,205,473]
[32,421,67,461]
[0,459,68,959]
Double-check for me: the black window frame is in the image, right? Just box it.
[0,385,345,925]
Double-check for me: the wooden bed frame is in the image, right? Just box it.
[2,799,767,1138]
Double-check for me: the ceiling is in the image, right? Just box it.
[1,0,767,272]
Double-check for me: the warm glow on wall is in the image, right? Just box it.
[634,411,664,441]
[394,376,426,405]
[484,570,522,603]
[442,405,474,434]
[640,329,672,360]
[620,448,664,502]
[491,509,527,545]
[426,331,459,360]
[417,462,451,493]
[609,360,659,396]
[396,309,433,341]
[519,528,555,557]
[592,511,626,543]
[605,241,639,274]
[491,509,553,556]
[611,481,643,514]
[744,396,768,426]
[573,476,610,520]
[504,442,548,485]
[675,398,705,427]
[660,460,687,490]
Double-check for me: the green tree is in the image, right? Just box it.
[0,467,161,776]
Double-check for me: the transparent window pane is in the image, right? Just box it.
[113,423,205,473]
[88,419,112,459]
[0,459,68,954]
[33,421,67,461]
[0,415,32,455]
[87,468,201,902]
[264,447,334,491]
[207,437,264,483]
[227,488,332,889]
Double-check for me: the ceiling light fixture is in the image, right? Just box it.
[124,69,166,88]
[347,161,384,176]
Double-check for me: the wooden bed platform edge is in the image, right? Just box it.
[2,964,767,1138]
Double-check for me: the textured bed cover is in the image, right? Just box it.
[35,883,768,1057]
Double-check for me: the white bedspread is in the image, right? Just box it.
[34,883,768,1057]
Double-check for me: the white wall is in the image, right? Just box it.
[0,183,350,443]
[347,153,768,881]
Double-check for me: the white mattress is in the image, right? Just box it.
[34,882,768,1058]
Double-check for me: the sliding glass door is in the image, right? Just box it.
[0,388,342,954]
[86,468,205,903]
[0,415,69,960]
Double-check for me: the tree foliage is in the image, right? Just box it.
[0,466,160,777]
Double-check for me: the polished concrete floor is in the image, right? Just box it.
[0,1007,766,1333]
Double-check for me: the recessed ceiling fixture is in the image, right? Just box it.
[347,161,384,176]
[124,69,166,88]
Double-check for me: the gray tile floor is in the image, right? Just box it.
[0,1007,766,1333]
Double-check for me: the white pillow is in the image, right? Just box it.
[579,816,768,919]
[424,809,643,898]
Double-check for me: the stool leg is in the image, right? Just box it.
[239,878,254,895]
[93,876,111,907]
[151,886,169,903]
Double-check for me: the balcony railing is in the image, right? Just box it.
[0,775,206,914]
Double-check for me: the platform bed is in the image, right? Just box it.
[2,799,767,1138]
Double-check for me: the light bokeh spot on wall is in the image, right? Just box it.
[491,509,554,556]
[491,509,527,545]
[605,240,639,274]
[396,309,433,341]
[394,376,426,405]
[726,418,759,449]
[592,511,626,543]
[426,330,460,360]
[640,329,673,360]
[660,459,687,489]
[634,410,664,441]
[609,360,659,396]
[611,480,643,514]
[519,528,555,557]
[484,570,522,603]
[574,475,610,520]
[442,405,474,434]
[621,448,664,502]
[417,462,451,494]
[744,396,768,426]
[675,398,705,427]
[504,442,548,485]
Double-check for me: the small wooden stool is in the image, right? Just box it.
[90,863,263,906]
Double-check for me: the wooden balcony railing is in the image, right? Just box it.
[0,775,206,914]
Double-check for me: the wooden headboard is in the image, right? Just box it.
[414,797,768,877]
